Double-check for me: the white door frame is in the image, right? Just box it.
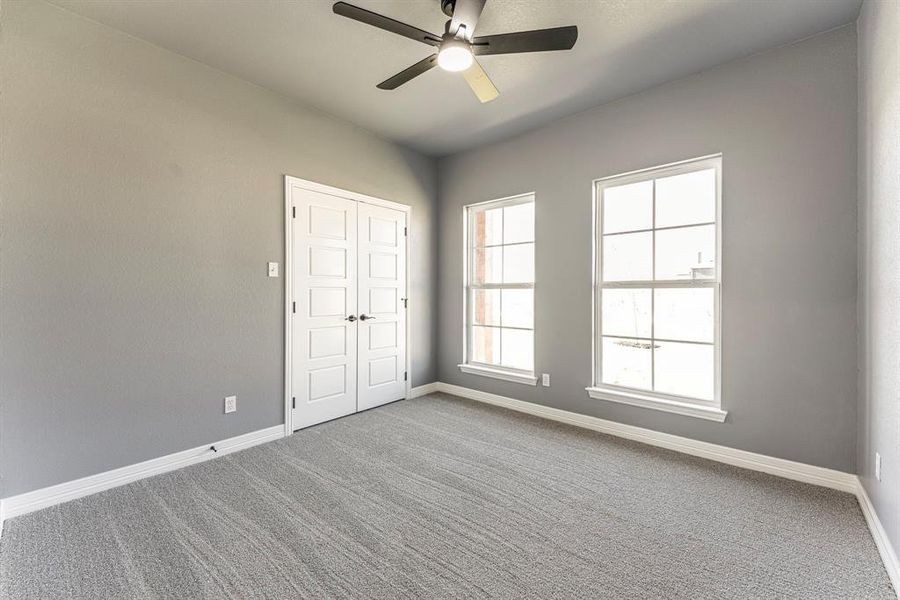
[284,175,412,436]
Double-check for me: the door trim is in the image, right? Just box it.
[284,176,412,436]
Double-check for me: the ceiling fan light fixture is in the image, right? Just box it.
[333,0,578,101]
[437,40,473,72]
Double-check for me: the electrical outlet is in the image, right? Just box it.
[542,373,550,387]
[267,262,279,277]
[224,395,237,414]
[875,452,882,481]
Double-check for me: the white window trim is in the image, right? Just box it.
[584,386,727,422]
[590,154,726,421]
[459,363,539,385]
[461,192,537,385]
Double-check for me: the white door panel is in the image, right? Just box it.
[357,203,407,411]
[288,179,408,430]
[291,188,358,429]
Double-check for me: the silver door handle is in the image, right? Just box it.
[359,314,375,321]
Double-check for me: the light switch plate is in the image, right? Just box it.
[542,373,550,387]
[224,395,237,414]
[268,262,279,277]
[875,452,882,481]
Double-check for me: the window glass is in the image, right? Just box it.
[655,168,716,228]
[503,243,535,283]
[601,289,652,338]
[654,341,714,400]
[603,180,653,233]
[472,289,501,326]
[473,207,503,246]
[472,247,502,284]
[654,288,714,343]
[501,289,533,329]
[601,337,652,390]
[501,329,534,371]
[503,202,534,244]
[603,232,653,282]
[466,195,535,375]
[595,157,721,407]
[471,326,500,365]
[654,224,716,280]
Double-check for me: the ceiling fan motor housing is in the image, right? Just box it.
[332,0,578,101]
[440,0,456,18]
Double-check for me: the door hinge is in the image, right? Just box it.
[402,298,408,308]
[404,371,408,381]
[404,226,407,237]
[292,301,296,313]
[292,206,296,218]
[292,396,296,409]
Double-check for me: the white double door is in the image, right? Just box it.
[290,184,408,430]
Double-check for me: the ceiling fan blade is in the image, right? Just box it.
[448,0,486,40]
[472,25,578,56]
[333,2,441,47]
[377,55,438,90]
[462,59,499,103]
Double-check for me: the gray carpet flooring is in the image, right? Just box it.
[1,393,894,599]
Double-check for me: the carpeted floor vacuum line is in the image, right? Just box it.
[0,393,894,599]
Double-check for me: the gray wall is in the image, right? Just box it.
[0,0,868,499]
[857,0,900,561]
[0,0,437,497]
[438,26,859,472]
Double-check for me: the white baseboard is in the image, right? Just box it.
[431,382,898,596]
[856,480,900,594]
[0,425,284,526]
[409,382,439,398]
[2,383,897,596]
[0,386,436,530]
[434,382,857,492]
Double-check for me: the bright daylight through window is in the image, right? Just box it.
[461,194,536,385]
[589,156,724,420]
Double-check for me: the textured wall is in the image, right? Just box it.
[857,0,900,565]
[438,26,859,471]
[0,0,438,496]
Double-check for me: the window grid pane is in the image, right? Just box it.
[651,178,656,389]
[597,158,720,404]
[602,337,652,390]
[466,197,535,373]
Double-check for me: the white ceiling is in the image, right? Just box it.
[50,0,861,156]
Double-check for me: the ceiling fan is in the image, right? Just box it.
[332,0,578,103]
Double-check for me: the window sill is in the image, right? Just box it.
[585,386,727,422]
[458,364,538,386]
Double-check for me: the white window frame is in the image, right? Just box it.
[459,193,538,386]
[587,155,726,422]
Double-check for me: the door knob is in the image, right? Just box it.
[345,315,357,322]
[359,314,376,321]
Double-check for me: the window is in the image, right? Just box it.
[588,155,726,421]
[460,194,537,385]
